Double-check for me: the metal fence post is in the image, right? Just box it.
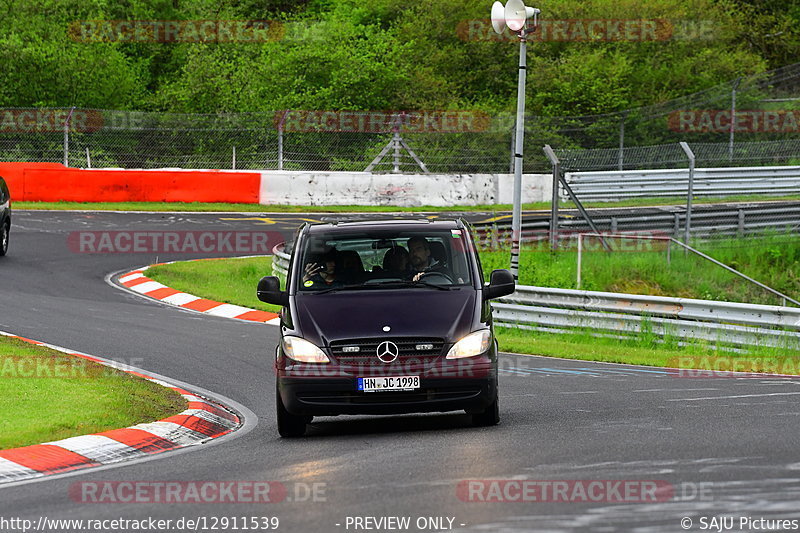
[232,146,236,170]
[278,127,284,170]
[666,239,671,266]
[543,145,560,252]
[85,147,91,169]
[679,141,696,246]
[729,77,741,161]
[509,128,516,174]
[577,233,583,288]
[393,131,401,173]
[63,106,75,167]
[618,111,627,171]
[277,110,289,170]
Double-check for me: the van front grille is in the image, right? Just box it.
[330,337,444,367]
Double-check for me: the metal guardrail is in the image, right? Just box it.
[272,243,290,280]
[565,166,800,201]
[271,243,798,348]
[495,285,800,348]
[473,203,800,242]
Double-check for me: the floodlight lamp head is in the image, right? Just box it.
[490,1,506,34]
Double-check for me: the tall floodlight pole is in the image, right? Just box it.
[491,0,540,279]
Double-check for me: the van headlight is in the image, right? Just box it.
[282,337,330,363]
[446,330,491,359]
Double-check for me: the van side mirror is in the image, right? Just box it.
[483,269,515,301]
[257,276,288,307]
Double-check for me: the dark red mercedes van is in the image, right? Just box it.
[258,219,514,437]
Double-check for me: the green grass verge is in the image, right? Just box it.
[496,326,800,373]
[0,336,187,450]
[145,255,800,374]
[147,257,282,313]
[16,193,800,213]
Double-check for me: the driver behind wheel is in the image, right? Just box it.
[407,236,450,282]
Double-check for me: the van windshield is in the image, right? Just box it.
[297,229,473,291]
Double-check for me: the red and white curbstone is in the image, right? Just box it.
[118,265,280,325]
[0,332,242,484]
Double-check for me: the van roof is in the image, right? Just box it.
[305,218,464,234]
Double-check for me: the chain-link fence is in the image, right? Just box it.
[0,109,514,173]
[2,62,799,173]
[548,139,800,240]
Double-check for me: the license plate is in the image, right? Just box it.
[357,376,420,392]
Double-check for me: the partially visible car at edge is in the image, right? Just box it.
[0,176,10,257]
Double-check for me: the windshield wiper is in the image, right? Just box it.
[370,280,457,291]
[308,283,374,295]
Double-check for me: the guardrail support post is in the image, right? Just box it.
[737,209,745,238]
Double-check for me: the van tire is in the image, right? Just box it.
[471,395,500,427]
[276,388,307,437]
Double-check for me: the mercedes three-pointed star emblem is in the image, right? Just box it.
[376,341,399,363]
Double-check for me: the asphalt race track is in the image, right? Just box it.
[2,210,800,533]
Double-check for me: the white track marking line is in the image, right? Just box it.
[668,392,800,402]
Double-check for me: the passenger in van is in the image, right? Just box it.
[382,246,410,277]
[302,249,342,288]
[337,250,366,283]
[407,236,449,282]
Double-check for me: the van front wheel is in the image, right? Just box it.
[276,388,307,437]
[471,395,500,427]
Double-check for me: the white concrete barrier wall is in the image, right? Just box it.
[258,171,552,207]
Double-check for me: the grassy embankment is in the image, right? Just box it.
[0,336,186,450]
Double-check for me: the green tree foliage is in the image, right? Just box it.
[0,0,790,117]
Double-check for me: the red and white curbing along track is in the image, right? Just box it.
[0,332,242,484]
[118,266,280,325]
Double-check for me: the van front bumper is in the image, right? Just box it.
[277,361,497,416]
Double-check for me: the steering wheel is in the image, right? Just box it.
[417,271,453,285]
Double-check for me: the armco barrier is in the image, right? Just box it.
[565,166,800,202]
[269,244,799,348]
[494,286,800,348]
[0,163,261,203]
